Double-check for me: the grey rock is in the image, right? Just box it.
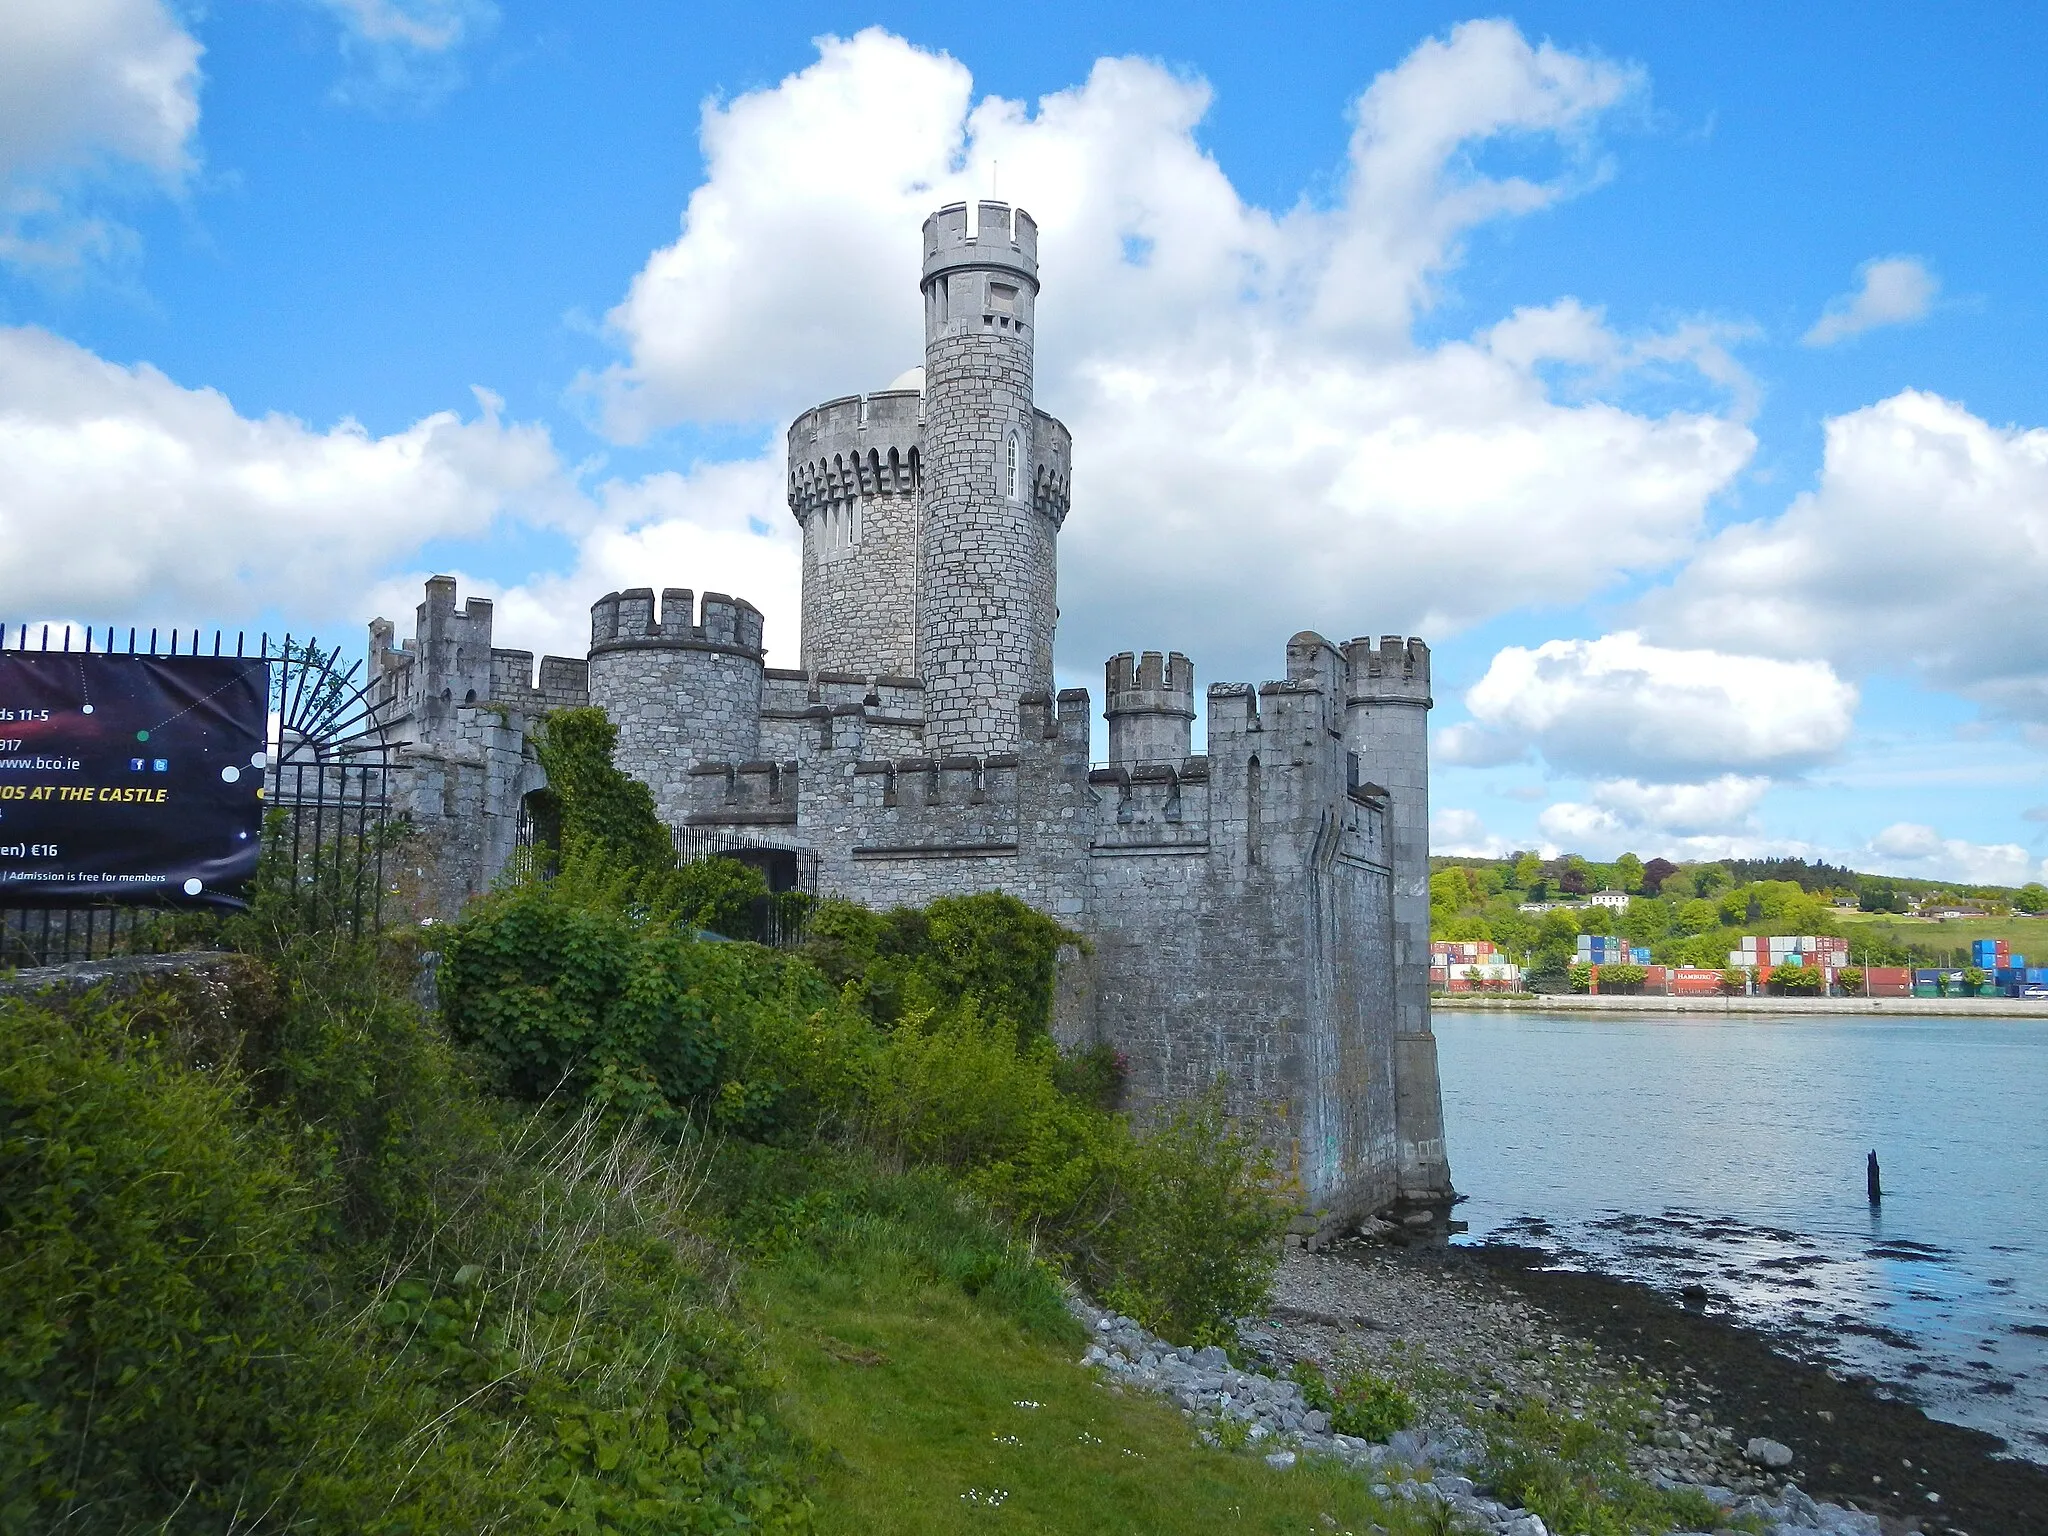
[1745,1436,1795,1469]
[1263,1450,1297,1470]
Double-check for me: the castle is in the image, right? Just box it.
[367,201,1451,1219]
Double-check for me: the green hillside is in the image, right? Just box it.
[1428,851,2048,980]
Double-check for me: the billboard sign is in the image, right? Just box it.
[0,653,268,908]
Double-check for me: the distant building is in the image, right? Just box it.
[1588,889,1630,910]
[1516,899,1585,915]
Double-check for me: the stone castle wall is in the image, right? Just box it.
[365,194,1450,1220]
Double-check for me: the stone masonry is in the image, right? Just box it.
[367,200,1451,1220]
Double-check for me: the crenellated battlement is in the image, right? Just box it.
[1343,634,1431,705]
[1031,410,1072,527]
[922,200,1038,287]
[787,390,924,523]
[589,587,765,657]
[1105,649,1195,767]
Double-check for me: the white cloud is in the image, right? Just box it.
[0,0,201,269]
[308,0,497,104]
[0,323,804,666]
[1653,390,2048,720]
[315,0,490,52]
[389,454,805,669]
[0,326,573,626]
[1440,631,1857,780]
[589,25,1754,681]
[1867,822,2044,886]
[1803,256,1938,347]
[1432,807,1522,858]
[1535,776,1791,862]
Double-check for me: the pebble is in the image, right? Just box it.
[1066,1247,1889,1536]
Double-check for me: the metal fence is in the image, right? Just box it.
[0,625,393,968]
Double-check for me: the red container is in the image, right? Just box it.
[1863,966,1910,997]
[1671,967,1726,995]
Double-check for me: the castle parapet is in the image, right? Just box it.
[922,200,1038,288]
[589,587,765,657]
[787,391,924,522]
[1343,635,1431,706]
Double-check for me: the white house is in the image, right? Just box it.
[1589,888,1631,910]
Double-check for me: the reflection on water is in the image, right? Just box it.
[1435,1011,2048,1460]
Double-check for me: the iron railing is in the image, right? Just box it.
[0,625,393,968]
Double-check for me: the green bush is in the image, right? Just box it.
[0,956,816,1534]
[440,872,868,1136]
[802,891,1080,1041]
[1287,1359,1415,1441]
[1837,965,1865,995]
[0,991,327,1528]
[1094,1092,1290,1346]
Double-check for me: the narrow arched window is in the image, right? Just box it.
[1246,755,1262,868]
[1005,434,1021,500]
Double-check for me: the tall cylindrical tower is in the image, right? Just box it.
[916,201,1071,754]
[787,389,923,678]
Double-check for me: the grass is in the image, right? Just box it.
[1835,910,2048,959]
[736,1158,1447,1536]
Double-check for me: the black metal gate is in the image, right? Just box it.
[0,625,393,968]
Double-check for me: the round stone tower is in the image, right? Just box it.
[787,389,923,678]
[585,586,765,826]
[916,200,1071,754]
[1104,650,1195,766]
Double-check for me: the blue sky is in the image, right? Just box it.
[4,1,2047,882]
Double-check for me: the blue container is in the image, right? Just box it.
[1997,967,2021,985]
[1913,969,1945,984]
[1631,947,1651,964]
[2013,954,2028,968]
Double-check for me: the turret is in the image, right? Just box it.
[586,585,767,826]
[787,389,924,678]
[915,201,1069,754]
[1104,651,1194,766]
[1341,634,1450,1202]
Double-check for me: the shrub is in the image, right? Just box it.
[1288,1359,1414,1441]
[1567,961,1593,993]
[1720,967,1747,993]
[1096,1092,1290,1347]
[1484,1396,1725,1536]
[0,991,327,1528]
[1772,962,1823,993]
[1053,1042,1128,1109]
[1597,962,1647,993]
[1837,966,1865,995]
[440,873,867,1136]
[802,891,1081,1041]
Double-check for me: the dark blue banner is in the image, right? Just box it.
[0,654,268,908]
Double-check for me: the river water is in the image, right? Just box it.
[1433,1011,2048,1461]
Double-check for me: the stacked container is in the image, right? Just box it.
[1575,935,1631,964]
[1430,939,1522,991]
[1863,966,1911,997]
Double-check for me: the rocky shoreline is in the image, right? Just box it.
[1076,1239,2048,1535]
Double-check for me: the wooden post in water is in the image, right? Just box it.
[1867,1150,1882,1205]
